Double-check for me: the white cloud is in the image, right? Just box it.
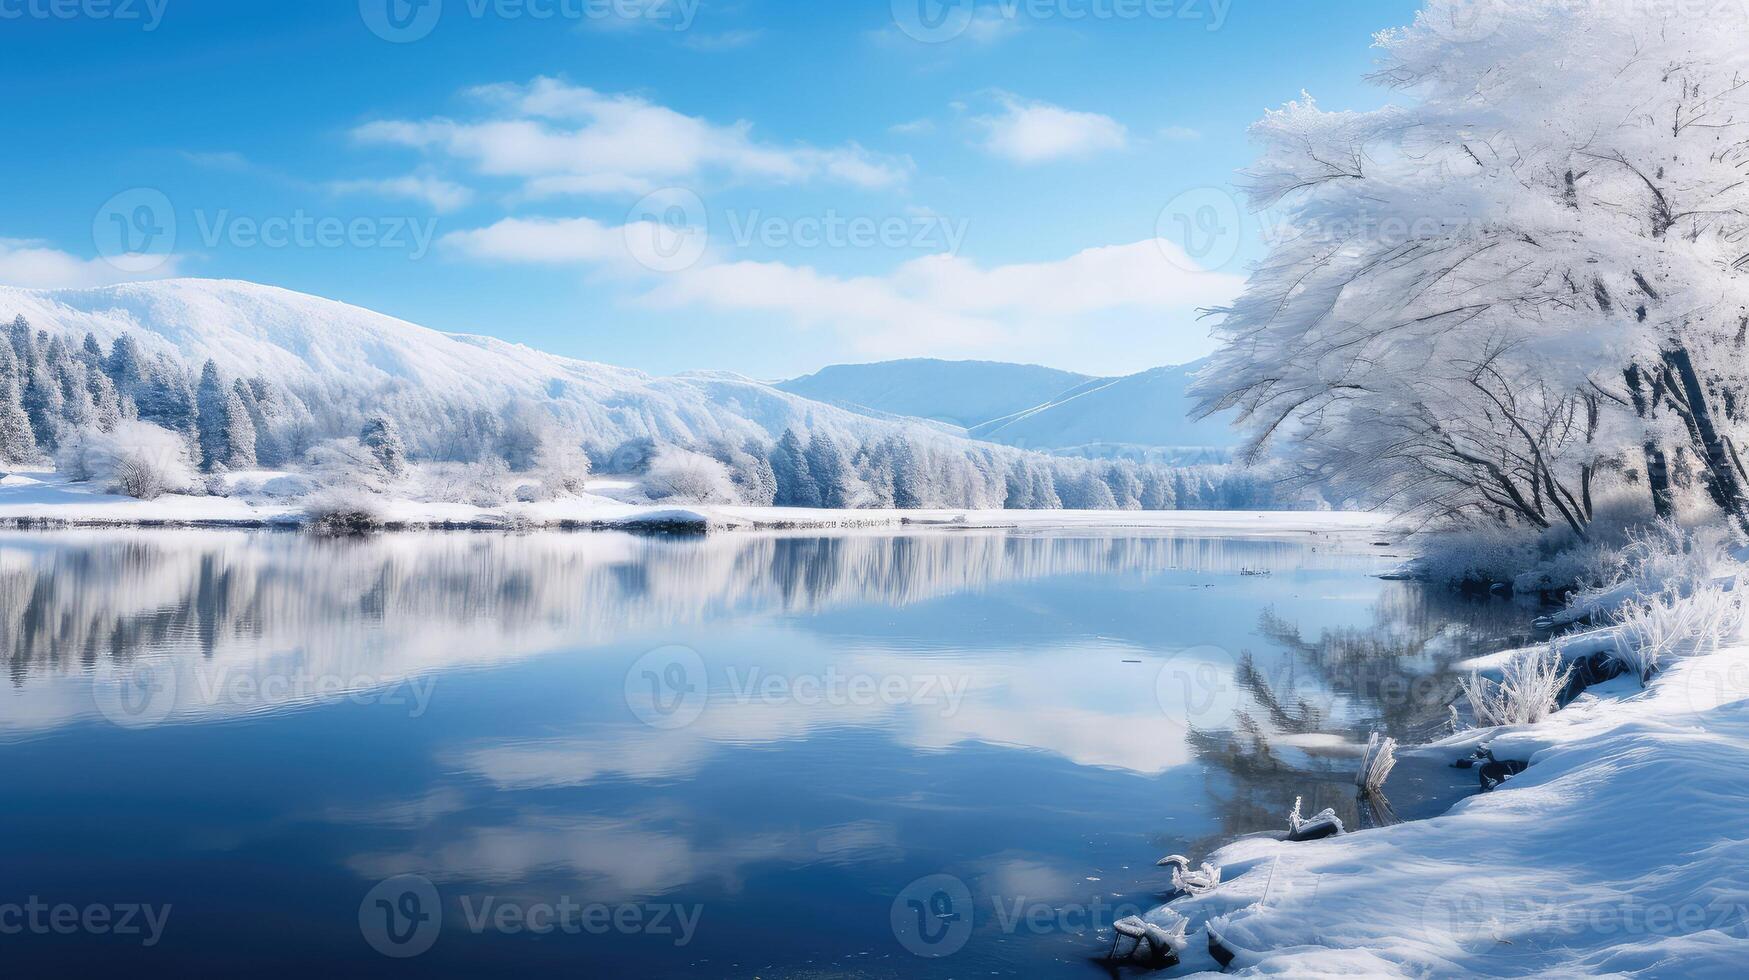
[976,95,1128,164]
[328,174,474,213]
[1159,125,1204,142]
[441,216,629,265]
[355,77,912,196]
[0,239,184,290]
[639,239,1243,362]
[438,201,1242,369]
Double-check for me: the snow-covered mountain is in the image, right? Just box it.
[776,359,1095,429]
[776,358,1239,459]
[0,279,975,456]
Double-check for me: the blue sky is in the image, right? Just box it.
[0,0,1421,378]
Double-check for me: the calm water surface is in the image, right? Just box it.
[0,528,1517,976]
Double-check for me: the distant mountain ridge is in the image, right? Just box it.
[777,358,1238,460]
[777,358,1095,430]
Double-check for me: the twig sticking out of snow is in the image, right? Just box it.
[1355,732,1398,792]
[1171,861,1222,897]
[1458,644,1573,727]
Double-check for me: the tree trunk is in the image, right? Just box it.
[1625,365,1675,519]
[1662,346,1749,533]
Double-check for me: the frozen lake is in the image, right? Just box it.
[0,527,1515,975]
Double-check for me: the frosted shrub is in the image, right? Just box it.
[1459,645,1573,728]
[1355,732,1397,793]
[643,448,736,504]
[1610,586,1744,685]
[305,438,390,494]
[303,493,384,535]
[1579,519,1736,604]
[56,421,197,500]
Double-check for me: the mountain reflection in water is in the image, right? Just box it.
[0,528,1522,977]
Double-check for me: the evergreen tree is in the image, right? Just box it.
[105,334,145,391]
[804,432,855,508]
[195,360,233,471]
[0,351,37,465]
[770,429,820,507]
[233,378,281,466]
[223,388,258,469]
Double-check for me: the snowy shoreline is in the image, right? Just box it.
[0,471,1391,537]
[1137,590,1749,976]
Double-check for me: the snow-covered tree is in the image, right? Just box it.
[359,414,408,477]
[770,429,821,507]
[0,374,37,465]
[533,433,591,498]
[805,432,859,508]
[1193,0,1749,534]
[643,446,737,503]
[224,387,257,470]
[195,360,234,472]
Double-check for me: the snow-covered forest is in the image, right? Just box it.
[0,305,1289,514]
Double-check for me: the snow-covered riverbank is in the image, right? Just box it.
[1145,604,1749,976]
[0,470,1389,536]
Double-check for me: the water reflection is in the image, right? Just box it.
[0,528,1521,976]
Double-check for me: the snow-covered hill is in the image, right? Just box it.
[0,279,970,456]
[777,357,1239,459]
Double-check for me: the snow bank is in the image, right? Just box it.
[1150,635,1749,977]
[0,470,1390,536]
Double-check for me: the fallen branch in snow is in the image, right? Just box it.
[1171,860,1223,896]
[1286,796,1345,842]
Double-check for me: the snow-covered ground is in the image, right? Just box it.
[1146,617,1749,976]
[0,470,1388,536]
